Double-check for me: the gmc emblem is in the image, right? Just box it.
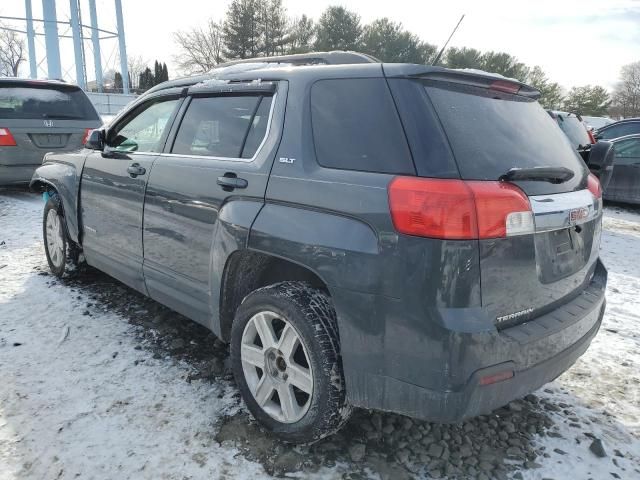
[43,120,54,127]
[569,207,589,224]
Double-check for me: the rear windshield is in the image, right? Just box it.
[0,85,99,120]
[554,114,591,149]
[424,82,584,181]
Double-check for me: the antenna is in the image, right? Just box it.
[432,14,465,66]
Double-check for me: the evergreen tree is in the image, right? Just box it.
[286,15,315,54]
[314,6,362,51]
[223,0,262,59]
[361,18,435,64]
[563,85,611,116]
[527,66,564,110]
[138,67,154,91]
[114,71,123,91]
[260,0,288,56]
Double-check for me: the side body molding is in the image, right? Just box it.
[30,157,85,244]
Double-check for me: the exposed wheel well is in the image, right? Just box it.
[218,250,329,342]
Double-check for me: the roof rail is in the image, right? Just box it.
[217,51,380,67]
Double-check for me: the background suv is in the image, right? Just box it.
[0,78,101,185]
[31,52,607,443]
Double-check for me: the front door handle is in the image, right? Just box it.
[217,174,248,191]
[127,163,146,177]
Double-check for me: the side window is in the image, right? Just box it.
[242,97,273,158]
[172,95,271,159]
[108,98,179,153]
[614,138,640,165]
[601,123,640,140]
[310,78,414,174]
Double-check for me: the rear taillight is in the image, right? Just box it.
[0,128,17,146]
[388,177,533,240]
[587,129,596,144]
[81,128,92,145]
[587,173,602,198]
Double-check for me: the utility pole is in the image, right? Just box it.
[88,0,103,92]
[24,0,37,78]
[69,0,86,89]
[114,0,130,93]
[41,0,62,79]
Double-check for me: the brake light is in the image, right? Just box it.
[489,80,521,95]
[479,369,514,386]
[81,128,92,145]
[587,129,596,144]
[388,177,534,240]
[587,173,602,198]
[0,128,17,146]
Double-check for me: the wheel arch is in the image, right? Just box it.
[30,161,82,244]
[217,250,330,342]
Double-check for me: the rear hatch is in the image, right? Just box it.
[0,81,101,165]
[387,70,602,328]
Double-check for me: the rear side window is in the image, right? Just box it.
[614,138,640,165]
[172,95,271,158]
[424,82,584,181]
[310,78,414,174]
[599,122,640,140]
[0,86,99,120]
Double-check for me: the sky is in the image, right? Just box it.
[2,0,640,91]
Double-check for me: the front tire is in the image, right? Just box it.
[230,282,352,443]
[43,195,79,278]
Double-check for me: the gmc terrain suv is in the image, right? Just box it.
[31,51,607,443]
[0,78,101,184]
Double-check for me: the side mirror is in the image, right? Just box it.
[85,129,105,151]
[587,141,614,191]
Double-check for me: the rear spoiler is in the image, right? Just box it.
[382,64,541,99]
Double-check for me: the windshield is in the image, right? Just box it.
[0,85,99,120]
[424,81,585,182]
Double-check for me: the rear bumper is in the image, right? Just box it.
[338,260,607,422]
[0,164,41,185]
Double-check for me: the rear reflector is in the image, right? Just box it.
[587,173,602,199]
[388,177,533,240]
[0,128,17,146]
[479,370,514,386]
[82,128,92,145]
[489,80,521,94]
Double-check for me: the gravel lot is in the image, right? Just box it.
[1,189,639,479]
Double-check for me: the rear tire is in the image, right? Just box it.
[230,281,352,443]
[43,195,80,278]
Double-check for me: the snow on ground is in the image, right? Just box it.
[1,190,639,480]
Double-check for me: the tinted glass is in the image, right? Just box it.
[241,96,273,158]
[109,98,179,153]
[599,122,640,140]
[0,86,99,120]
[311,78,414,174]
[425,82,584,181]
[555,114,591,149]
[387,79,459,178]
[173,96,262,158]
[614,138,640,165]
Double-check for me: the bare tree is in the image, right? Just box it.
[612,61,640,118]
[173,20,225,74]
[0,25,26,77]
[127,54,148,90]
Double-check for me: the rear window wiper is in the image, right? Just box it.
[499,166,575,184]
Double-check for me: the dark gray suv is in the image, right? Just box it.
[0,78,102,185]
[30,52,607,443]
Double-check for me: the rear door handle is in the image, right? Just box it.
[127,163,146,177]
[217,175,248,191]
